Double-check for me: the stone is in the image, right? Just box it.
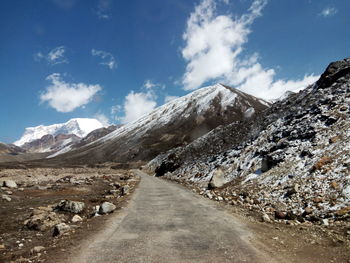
[122,185,130,195]
[71,215,83,223]
[53,223,70,236]
[25,206,63,231]
[275,211,287,220]
[303,207,313,215]
[321,219,329,226]
[2,195,11,202]
[31,246,45,254]
[208,168,226,189]
[109,189,118,195]
[99,202,116,214]
[330,181,340,190]
[3,180,17,188]
[56,200,85,214]
[262,213,271,223]
[0,244,5,250]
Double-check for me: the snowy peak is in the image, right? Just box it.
[14,118,104,146]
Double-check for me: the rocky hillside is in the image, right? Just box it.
[147,58,350,225]
[0,143,25,155]
[47,84,270,164]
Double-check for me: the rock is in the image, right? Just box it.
[0,244,5,250]
[2,194,11,202]
[71,215,83,223]
[3,180,17,188]
[31,246,45,254]
[285,184,299,197]
[53,223,71,236]
[262,213,271,223]
[56,200,85,214]
[24,206,63,231]
[321,219,329,226]
[275,211,287,220]
[335,206,350,216]
[122,185,130,195]
[109,189,118,195]
[330,181,340,190]
[99,202,116,214]
[208,168,225,189]
[217,196,224,201]
[303,207,313,216]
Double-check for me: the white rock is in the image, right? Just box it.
[99,202,116,214]
[53,223,70,236]
[208,168,226,189]
[3,180,17,188]
[2,195,11,202]
[71,215,83,223]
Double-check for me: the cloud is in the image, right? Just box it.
[94,112,110,126]
[119,91,157,124]
[320,7,337,17]
[91,49,116,69]
[164,95,179,103]
[40,73,101,112]
[181,0,319,100]
[97,0,112,19]
[34,46,68,65]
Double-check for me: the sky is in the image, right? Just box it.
[0,0,349,143]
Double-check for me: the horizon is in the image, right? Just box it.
[1,0,349,143]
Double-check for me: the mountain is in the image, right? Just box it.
[147,57,350,222]
[14,118,104,147]
[47,84,270,165]
[0,143,25,155]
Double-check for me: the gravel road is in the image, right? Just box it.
[69,170,274,263]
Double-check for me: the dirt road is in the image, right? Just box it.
[67,170,274,263]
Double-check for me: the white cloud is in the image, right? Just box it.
[34,46,68,65]
[164,95,179,103]
[119,91,157,124]
[181,0,319,100]
[91,49,116,69]
[320,7,337,17]
[94,112,110,126]
[97,0,112,19]
[40,73,101,112]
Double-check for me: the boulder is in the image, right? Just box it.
[31,246,45,254]
[122,185,130,195]
[99,202,116,214]
[3,180,17,188]
[24,206,63,231]
[71,215,83,223]
[56,200,85,214]
[208,168,226,189]
[2,195,11,202]
[53,223,70,236]
[261,213,271,223]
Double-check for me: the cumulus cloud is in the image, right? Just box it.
[320,7,338,17]
[181,0,319,100]
[34,46,68,65]
[119,91,157,124]
[40,73,101,112]
[94,112,110,126]
[91,49,116,69]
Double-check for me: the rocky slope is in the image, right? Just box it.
[47,84,270,164]
[147,58,350,226]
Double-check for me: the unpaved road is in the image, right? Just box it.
[69,170,273,263]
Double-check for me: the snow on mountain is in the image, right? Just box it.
[48,83,270,163]
[14,118,104,146]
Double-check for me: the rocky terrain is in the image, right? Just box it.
[0,166,139,263]
[146,58,350,243]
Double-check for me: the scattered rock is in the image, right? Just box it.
[53,223,71,236]
[24,206,63,231]
[99,202,116,214]
[56,200,85,214]
[3,180,17,188]
[2,194,11,202]
[71,215,83,223]
[208,168,225,189]
[31,246,45,254]
[261,213,271,223]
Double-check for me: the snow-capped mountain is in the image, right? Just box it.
[14,118,104,146]
[48,84,270,164]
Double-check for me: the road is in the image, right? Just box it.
[69,170,273,263]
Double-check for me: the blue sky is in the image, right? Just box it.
[0,0,349,143]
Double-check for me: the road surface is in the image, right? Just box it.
[69,170,273,263]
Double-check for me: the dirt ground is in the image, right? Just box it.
[0,167,140,263]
